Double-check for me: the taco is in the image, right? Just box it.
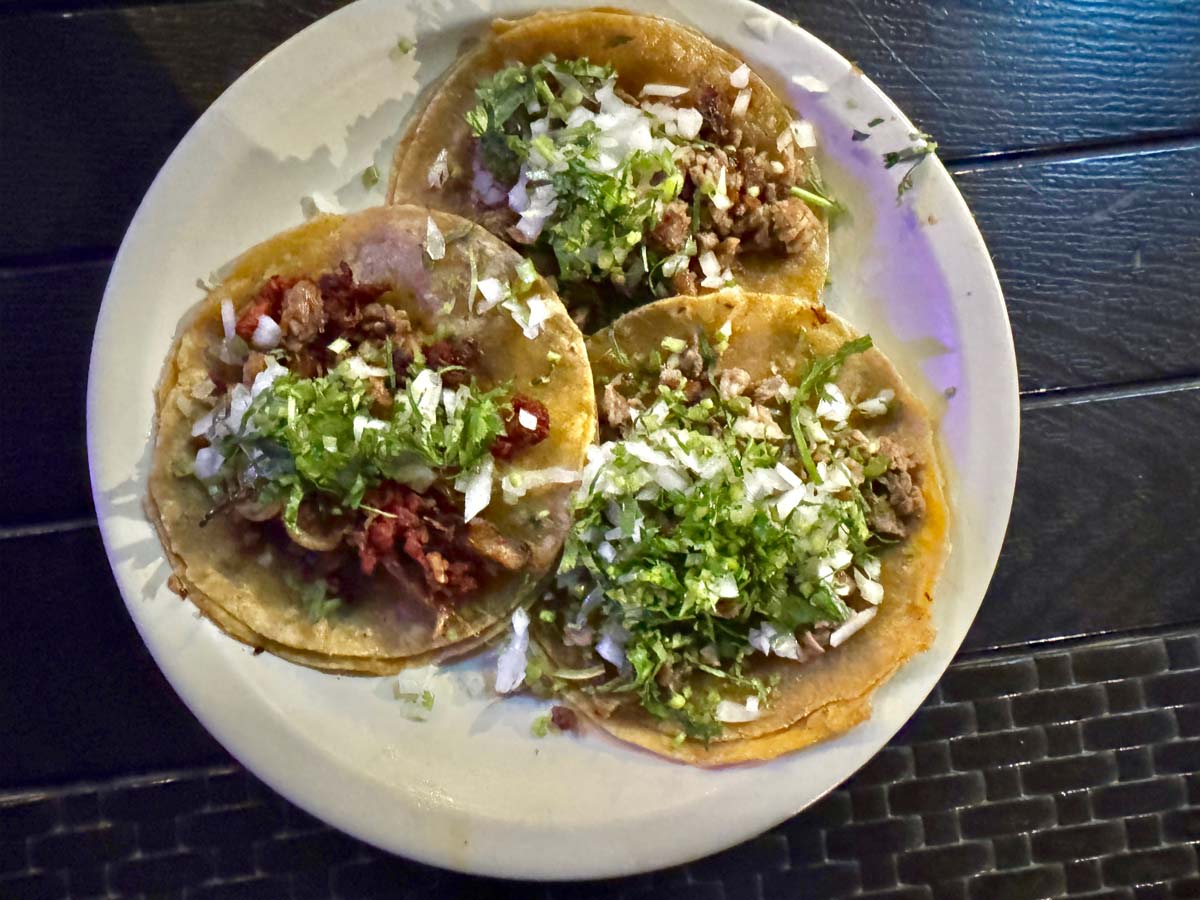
[529,289,948,764]
[146,206,595,674]
[389,9,831,330]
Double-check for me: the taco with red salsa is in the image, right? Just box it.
[146,205,595,673]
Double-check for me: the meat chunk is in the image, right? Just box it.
[467,520,531,571]
[770,197,822,257]
[424,338,480,388]
[866,436,925,538]
[491,396,550,460]
[601,376,633,429]
[550,705,578,731]
[649,199,691,253]
[718,367,751,399]
[279,279,325,351]
[318,261,388,331]
[753,374,789,404]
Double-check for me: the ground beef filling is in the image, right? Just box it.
[649,88,822,295]
[201,262,552,619]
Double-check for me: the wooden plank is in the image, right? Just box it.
[965,387,1200,653]
[956,145,1200,393]
[2,0,1198,258]
[0,528,226,787]
[6,147,1197,523]
[0,261,108,524]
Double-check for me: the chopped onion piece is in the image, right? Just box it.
[494,608,530,693]
[714,573,739,598]
[425,216,446,261]
[729,64,751,89]
[220,300,236,342]
[518,408,539,431]
[193,446,224,481]
[829,607,878,648]
[475,277,505,312]
[250,314,281,351]
[352,414,387,443]
[856,388,895,417]
[641,83,688,97]
[732,88,752,118]
[343,356,389,381]
[455,456,494,522]
[854,569,885,605]
[675,108,703,140]
[715,696,760,723]
[790,120,817,148]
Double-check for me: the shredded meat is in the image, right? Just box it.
[352,483,488,607]
[318,261,389,332]
[279,279,326,352]
[491,396,550,460]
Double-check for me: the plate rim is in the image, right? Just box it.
[87,0,1019,879]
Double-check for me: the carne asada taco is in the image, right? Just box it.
[389,9,831,330]
[529,290,948,764]
[147,206,595,674]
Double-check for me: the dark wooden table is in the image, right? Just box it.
[3,1,1199,897]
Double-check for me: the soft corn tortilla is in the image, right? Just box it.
[537,289,948,764]
[147,205,596,674]
[388,9,828,310]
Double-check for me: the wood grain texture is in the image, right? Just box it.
[0,528,226,787]
[0,261,107,523]
[957,145,1200,393]
[2,0,1198,258]
[968,388,1200,652]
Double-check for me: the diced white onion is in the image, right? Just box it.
[456,456,494,523]
[352,414,387,443]
[344,356,389,381]
[829,607,878,648]
[790,120,817,149]
[729,64,751,89]
[596,621,629,669]
[220,299,236,342]
[715,696,760,723]
[854,569,885,605]
[250,314,281,351]
[518,408,539,431]
[475,277,505,313]
[409,369,443,420]
[193,446,224,481]
[641,83,689,98]
[732,89,752,118]
[675,108,704,140]
[714,573,739,599]
[856,389,895,417]
[494,608,530,693]
[499,466,580,504]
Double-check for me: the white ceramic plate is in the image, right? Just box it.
[88,0,1018,880]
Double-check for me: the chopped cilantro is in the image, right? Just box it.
[466,58,687,292]
[883,131,939,199]
[555,336,883,739]
[361,164,380,188]
[867,117,884,128]
[203,357,508,530]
